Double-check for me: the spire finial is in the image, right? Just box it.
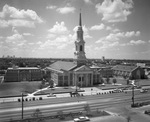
[79,9,82,26]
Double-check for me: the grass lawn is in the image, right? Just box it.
[0,82,77,97]
[0,81,41,97]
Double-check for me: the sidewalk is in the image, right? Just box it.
[0,87,114,103]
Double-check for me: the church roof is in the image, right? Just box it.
[48,61,77,72]
[74,65,92,72]
[112,65,137,72]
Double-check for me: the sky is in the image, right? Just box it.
[0,0,150,60]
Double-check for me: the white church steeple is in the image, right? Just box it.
[74,11,86,66]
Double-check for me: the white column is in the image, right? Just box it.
[91,73,93,86]
[86,74,88,87]
[68,72,70,86]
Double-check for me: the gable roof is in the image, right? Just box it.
[74,65,92,72]
[112,65,137,72]
[48,61,77,72]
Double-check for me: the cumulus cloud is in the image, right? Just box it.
[84,0,93,4]
[0,4,43,23]
[48,21,69,34]
[125,31,140,37]
[23,33,33,36]
[56,5,75,14]
[90,23,105,30]
[39,35,72,50]
[130,40,145,45]
[96,31,140,43]
[96,0,133,22]
[46,5,57,10]
[0,19,35,28]
[43,21,74,50]
[0,4,43,28]
[6,33,23,43]
[95,40,119,50]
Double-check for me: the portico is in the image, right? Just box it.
[73,65,93,87]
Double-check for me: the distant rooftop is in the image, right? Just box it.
[8,67,40,70]
[48,61,77,71]
[112,65,137,72]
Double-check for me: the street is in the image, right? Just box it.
[0,90,150,121]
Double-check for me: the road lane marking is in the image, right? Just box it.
[0,101,87,113]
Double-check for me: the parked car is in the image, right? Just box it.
[140,89,148,93]
[144,110,150,114]
[47,93,56,97]
[74,116,90,122]
[113,88,123,93]
[101,83,105,86]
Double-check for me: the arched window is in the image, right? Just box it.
[80,45,82,51]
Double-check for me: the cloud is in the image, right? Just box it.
[96,31,140,43]
[0,4,43,23]
[84,0,93,4]
[0,19,9,27]
[125,31,140,37]
[90,23,105,30]
[39,35,72,50]
[46,5,57,10]
[0,19,35,28]
[96,0,133,22]
[56,6,75,14]
[95,40,119,50]
[0,4,43,28]
[6,33,23,43]
[23,33,33,36]
[48,21,69,34]
[130,40,146,45]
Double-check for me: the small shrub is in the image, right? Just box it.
[18,99,21,102]
[32,97,35,101]
[39,97,42,100]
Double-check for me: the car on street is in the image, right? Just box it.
[113,88,123,93]
[47,93,56,97]
[74,116,90,122]
[140,89,148,93]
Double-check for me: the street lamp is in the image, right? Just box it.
[131,80,135,107]
[132,85,134,106]
[21,93,24,119]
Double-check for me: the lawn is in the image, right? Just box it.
[0,81,41,97]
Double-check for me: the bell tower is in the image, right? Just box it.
[74,11,86,66]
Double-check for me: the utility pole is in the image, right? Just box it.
[21,93,24,119]
[132,86,134,106]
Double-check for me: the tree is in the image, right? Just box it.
[126,116,131,122]
[31,109,43,118]
[112,78,117,84]
[84,104,91,116]
[100,77,104,84]
[57,110,65,120]
[126,79,130,85]
[49,79,54,88]
[106,77,110,84]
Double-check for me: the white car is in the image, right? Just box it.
[74,116,90,122]
[47,93,56,97]
[140,89,148,93]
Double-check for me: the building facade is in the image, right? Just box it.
[5,67,42,82]
[112,65,145,80]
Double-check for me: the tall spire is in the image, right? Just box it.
[79,9,82,26]
[74,9,86,66]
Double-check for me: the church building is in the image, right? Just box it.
[46,12,96,87]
